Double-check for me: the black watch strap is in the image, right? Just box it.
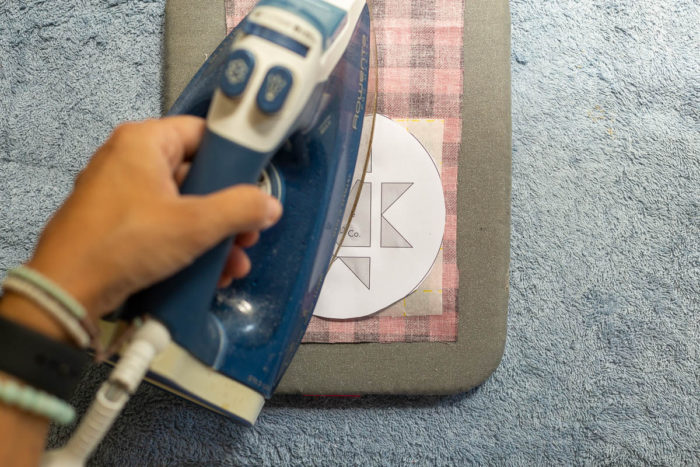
[0,314,90,400]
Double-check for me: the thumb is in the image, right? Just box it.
[180,185,283,244]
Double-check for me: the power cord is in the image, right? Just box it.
[42,318,171,467]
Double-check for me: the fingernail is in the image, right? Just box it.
[265,197,283,227]
[218,276,233,288]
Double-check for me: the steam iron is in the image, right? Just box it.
[105,0,376,425]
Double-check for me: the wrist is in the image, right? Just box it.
[0,292,73,345]
[25,256,105,321]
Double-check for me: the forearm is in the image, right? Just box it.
[0,116,278,464]
[0,293,73,467]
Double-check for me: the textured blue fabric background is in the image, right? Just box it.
[1,0,698,464]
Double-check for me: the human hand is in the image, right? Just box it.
[25,116,282,320]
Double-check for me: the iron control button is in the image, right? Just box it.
[256,66,293,114]
[220,49,255,98]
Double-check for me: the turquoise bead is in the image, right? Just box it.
[0,381,19,404]
[47,398,65,419]
[1,381,20,403]
[0,380,74,424]
[54,404,75,425]
[34,391,50,416]
[16,386,37,409]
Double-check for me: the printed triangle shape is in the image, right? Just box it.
[381,182,413,214]
[338,256,371,289]
[380,217,412,248]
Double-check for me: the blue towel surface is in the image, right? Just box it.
[1,0,698,464]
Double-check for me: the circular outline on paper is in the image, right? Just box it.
[313,114,446,320]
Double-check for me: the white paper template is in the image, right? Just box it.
[314,115,446,319]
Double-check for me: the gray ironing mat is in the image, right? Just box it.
[163,0,511,394]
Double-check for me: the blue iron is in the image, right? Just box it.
[117,0,376,424]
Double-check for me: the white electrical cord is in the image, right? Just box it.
[42,318,171,467]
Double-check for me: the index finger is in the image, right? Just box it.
[152,115,207,171]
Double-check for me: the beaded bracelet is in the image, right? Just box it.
[0,378,75,425]
[3,266,101,352]
[8,266,86,320]
[2,276,90,348]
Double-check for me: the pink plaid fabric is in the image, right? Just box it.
[225,0,462,343]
